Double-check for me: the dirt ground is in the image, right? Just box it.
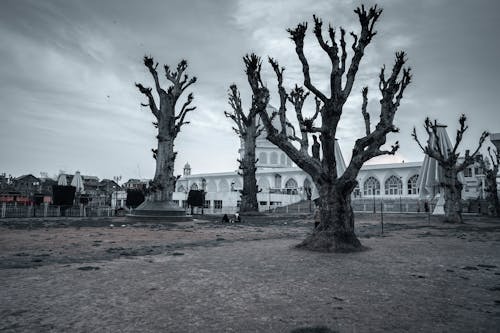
[1,213,499,332]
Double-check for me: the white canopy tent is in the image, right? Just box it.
[57,174,67,186]
[71,171,85,193]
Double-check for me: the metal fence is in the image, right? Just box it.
[0,203,116,218]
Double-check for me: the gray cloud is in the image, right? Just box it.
[0,0,499,180]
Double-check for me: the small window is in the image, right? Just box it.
[214,200,223,209]
[259,201,268,206]
[203,200,210,208]
[464,168,473,178]
[363,176,380,196]
[407,175,419,195]
[384,175,402,195]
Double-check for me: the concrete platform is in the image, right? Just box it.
[127,200,193,222]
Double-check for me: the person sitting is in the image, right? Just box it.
[234,212,241,223]
[221,214,229,223]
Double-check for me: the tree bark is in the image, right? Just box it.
[239,125,259,213]
[298,181,362,252]
[153,128,176,202]
[442,168,463,223]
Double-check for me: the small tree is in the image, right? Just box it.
[413,115,489,223]
[135,56,196,203]
[224,55,265,213]
[257,5,412,252]
[482,146,500,216]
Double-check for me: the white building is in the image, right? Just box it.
[172,106,492,214]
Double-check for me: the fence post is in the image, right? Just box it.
[380,201,384,234]
[1,202,5,218]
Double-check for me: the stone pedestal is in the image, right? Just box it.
[128,200,192,222]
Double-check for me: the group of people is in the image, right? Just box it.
[221,213,241,223]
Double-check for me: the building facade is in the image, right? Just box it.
[172,119,496,214]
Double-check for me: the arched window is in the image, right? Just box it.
[274,174,282,189]
[201,178,206,191]
[407,174,419,195]
[177,184,185,193]
[285,178,298,189]
[258,152,267,165]
[218,179,229,192]
[303,178,312,198]
[285,178,298,194]
[270,152,278,164]
[363,176,380,196]
[286,157,292,166]
[190,183,199,191]
[384,175,402,195]
[280,153,286,165]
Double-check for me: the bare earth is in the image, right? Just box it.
[1,213,499,332]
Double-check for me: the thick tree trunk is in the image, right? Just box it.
[442,169,463,223]
[151,124,176,202]
[239,128,259,213]
[298,182,363,252]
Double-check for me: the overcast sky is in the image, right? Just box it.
[1,0,499,182]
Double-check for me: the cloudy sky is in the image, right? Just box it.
[1,0,499,182]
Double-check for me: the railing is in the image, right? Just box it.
[0,203,116,218]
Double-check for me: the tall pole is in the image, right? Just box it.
[373,191,376,213]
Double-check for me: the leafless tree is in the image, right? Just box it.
[257,5,411,252]
[224,55,268,213]
[136,56,196,202]
[413,115,488,223]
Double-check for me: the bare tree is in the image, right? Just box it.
[413,115,489,223]
[480,146,500,216]
[257,5,411,252]
[225,55,276,213]
[136,56,196,202]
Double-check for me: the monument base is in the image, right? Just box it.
[128,200,192,222]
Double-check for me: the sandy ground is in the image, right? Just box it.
[1,213,499,332]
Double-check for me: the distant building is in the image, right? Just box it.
[122,178,150,191]
[172,107,496,214]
